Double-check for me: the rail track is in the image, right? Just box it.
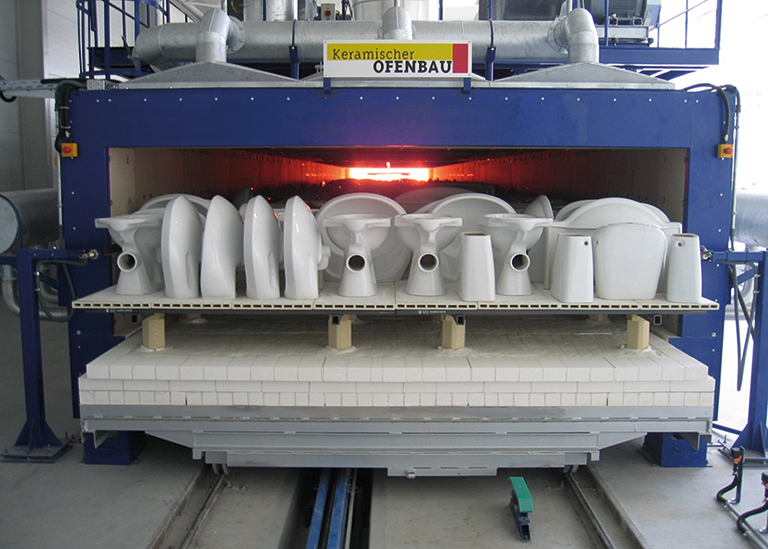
[150,465,652,549]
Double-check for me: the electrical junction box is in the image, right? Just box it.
[320,3,335,20]
[718,143,735,158]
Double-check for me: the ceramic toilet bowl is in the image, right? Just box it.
[482,213,552,296]
[324,214,392,297]
[162,195,203,299]
[395,213,462,296]
[95,211,165,295]
[244,195,282,300]
[283,196,329,300]
[199,196,244,299]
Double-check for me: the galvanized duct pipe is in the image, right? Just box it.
[134,7,597,69]
[0,189,59,255]
[734,193,768,248]
[381,4,414,40]
[551,6,600,64]
[195,8,244,63]
[243,0,298,21]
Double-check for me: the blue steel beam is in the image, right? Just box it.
[2,248,95,458]
[712,251,768,454]
[305,469,332,549]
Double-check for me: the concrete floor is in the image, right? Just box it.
[0,299,765,548]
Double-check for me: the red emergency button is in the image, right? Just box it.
[61,143,78,157]
[717,143,734,158]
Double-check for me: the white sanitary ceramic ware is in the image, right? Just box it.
[283,196,330,300]
[323,214,392,297]
[550,234,594,303]
[522,195,554,219]
[522,195,554,283]
[561,197,669,227]
[664,233,702,303]
[95,211,165,295]
[424,193,516,283]
[200,196,244,299]
[394,187,467,213]
[316,193,408,283]
[458,232,496,301]
[656,221,684,294]
[555,199,592,221]
[593,223,667,300]
[544,198,671,289]
[161,195,203,299]
[140,193,211,219]
[394,213,463,296]
[244,195,282,300]
[482,214,552,296]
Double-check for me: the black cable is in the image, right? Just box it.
[35,258,85,323]
[53,80,86,154]
[0,90,16,103]
[682,83,733,143]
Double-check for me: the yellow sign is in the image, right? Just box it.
[324,41,472,78]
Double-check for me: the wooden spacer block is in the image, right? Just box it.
[589,314,609,324]
[142,313,166,350]
[329,314,353,351]
[441,314,466,350]
[626,314,650,350]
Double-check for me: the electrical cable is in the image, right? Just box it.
[34,258,86,323]
[53,80,86,154]
[0,90,16,103]
[682,83,733,143]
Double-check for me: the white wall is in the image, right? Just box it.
[0,0,80,192]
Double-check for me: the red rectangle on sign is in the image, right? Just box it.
[452,43,469,73]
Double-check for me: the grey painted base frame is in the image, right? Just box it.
[80,405,712,476]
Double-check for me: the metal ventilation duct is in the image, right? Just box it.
[134,4,599,69]
[243,0,298,21]
[0,189,59,255]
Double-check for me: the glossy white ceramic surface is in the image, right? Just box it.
[665,233,702,303]
[525,195,554,284]
[522,195,554,219]
[561,197,669,227]
[458,232,495,301]
[162,196,203,299]
[544,198,671,290]
[316,193,408,283]
[95,211,165,295]
[244,195,282,299]
[550,233,594,303]
[395,213,463,296]
[200,196,244,299]
[394,187,467,213]
[482,214,552,296]
[284,196,329,300]
[140,193,211,218]
[324,214,391,297]
[426,193,516,282]
[593,223,666,300]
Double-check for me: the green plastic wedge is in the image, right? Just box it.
[509,476,534,513]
